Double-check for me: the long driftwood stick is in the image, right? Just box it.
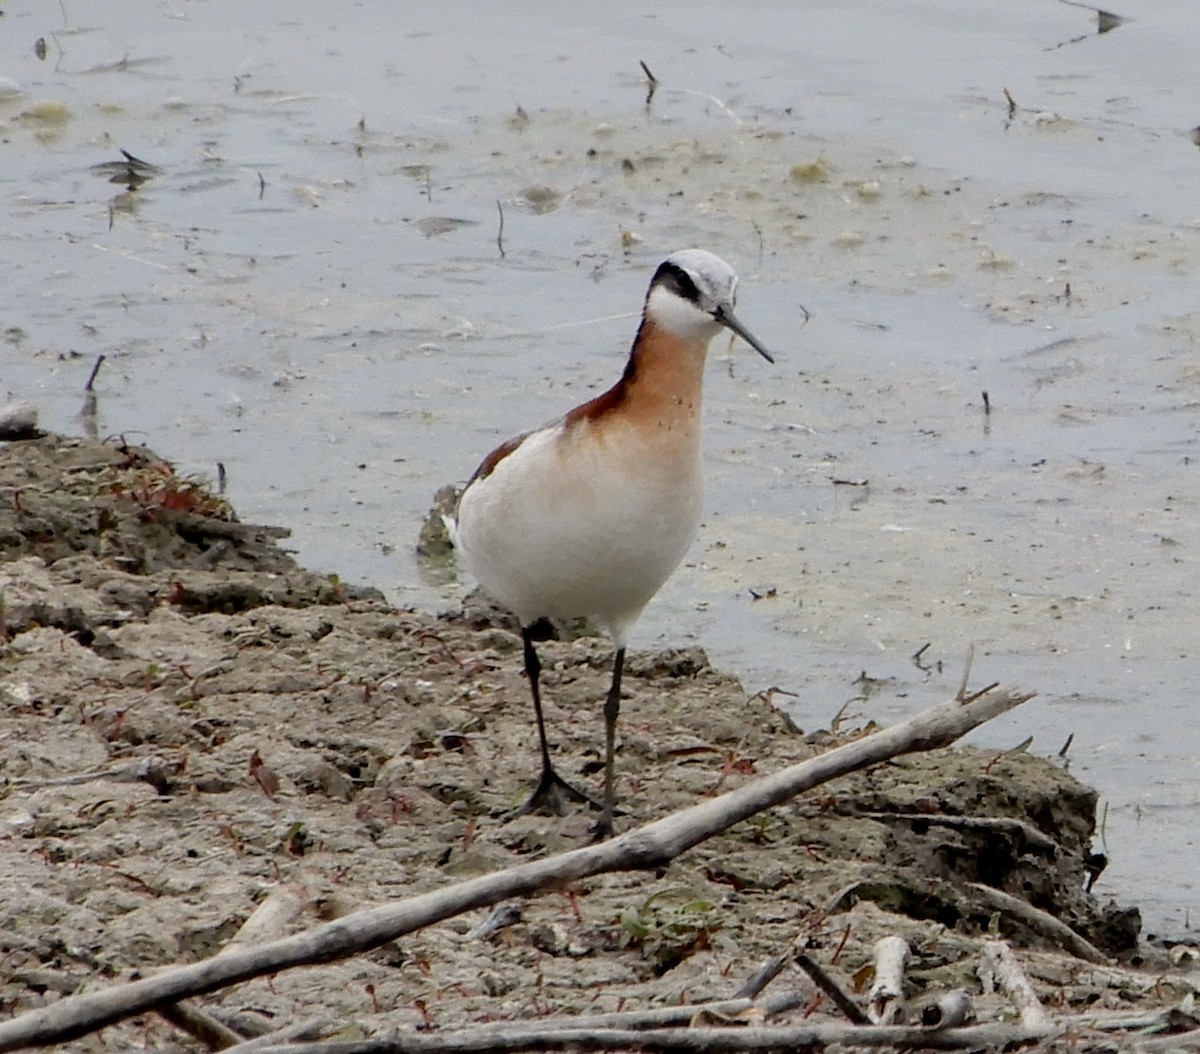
[536,990,804,1031]
[245,1020,1055,1054]
[0,687,1031,1053]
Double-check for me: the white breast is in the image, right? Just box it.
[455,418,703,647]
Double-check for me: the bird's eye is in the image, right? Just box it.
[656,262,701,304]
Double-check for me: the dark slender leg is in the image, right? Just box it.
[596,646,626,840]
[510,627,605,819]
[523,628,553,777]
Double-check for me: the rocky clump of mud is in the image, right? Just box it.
[0,434,1168,1051]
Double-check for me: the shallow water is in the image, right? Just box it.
[3,0,1200,936]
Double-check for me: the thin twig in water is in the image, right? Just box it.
[639,59,658,106]
[496,199,506,259]
[80,355,104,436]
[960,681,1000,707]
[955,643,975,701]
[84,354,106,393]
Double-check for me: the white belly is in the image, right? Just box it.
[456,422,703,645]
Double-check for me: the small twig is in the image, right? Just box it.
[639,59,658,105]
[955,644,975,701]
[1056,0,1125,28]
[829,924,852,965]
[731,953,790,1001]
[982,736,1032,774]
[257,172,266,199]
[79,357,104,435]
[733,929,810,1000]
[793,953,869,1025]
[84,354,106,392]
[496,199,506,259]
[960,681,1000,706]
[1002,88,1017,119]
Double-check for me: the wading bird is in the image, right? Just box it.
[455,249,775,838]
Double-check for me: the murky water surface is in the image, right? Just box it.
[4,0,1200,935]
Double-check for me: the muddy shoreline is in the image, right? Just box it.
[0,433,1190,1051]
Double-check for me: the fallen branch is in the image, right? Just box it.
[863,812,1059,853]
[0,686,1032,1052]
[969,883,1110,964]
[245,1020,1055,1053]
[539,990,802,1031]
[867,936,909,1024]
[982,940,1052,1030]
[1136,1026,1200,1053]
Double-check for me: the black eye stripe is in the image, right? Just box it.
[651,261,701,305]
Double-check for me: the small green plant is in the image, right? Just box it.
[616,888,723,973]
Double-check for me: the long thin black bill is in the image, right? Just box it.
[715,306,775,364]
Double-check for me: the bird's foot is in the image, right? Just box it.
[508,766,605,820]
[589,814,615,843]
